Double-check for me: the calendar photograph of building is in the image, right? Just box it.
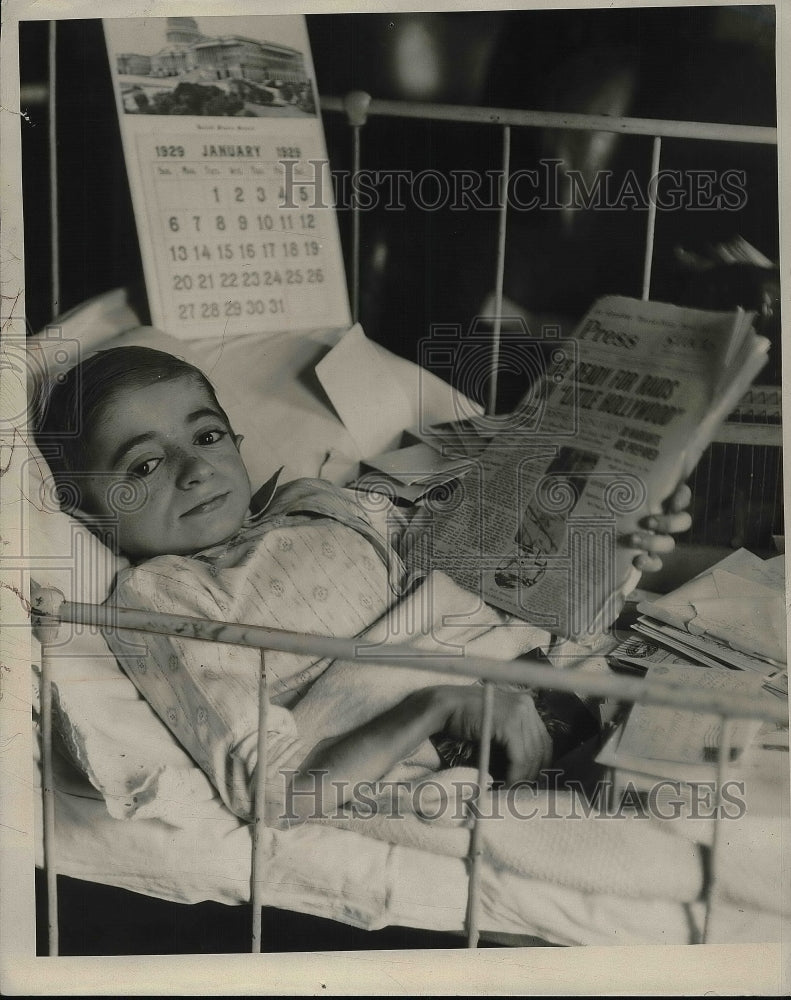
[112,15,316,117]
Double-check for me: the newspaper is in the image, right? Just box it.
[406,295,769,641]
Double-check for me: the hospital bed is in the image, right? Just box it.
[15,68,787,959]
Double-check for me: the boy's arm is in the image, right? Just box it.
[288,684,551,823]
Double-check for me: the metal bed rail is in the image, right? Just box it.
[320,92,778,414]
[37,598,786,956]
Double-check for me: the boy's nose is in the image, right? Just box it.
[176,453,215,489]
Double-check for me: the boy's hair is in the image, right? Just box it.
[35,346,231,497]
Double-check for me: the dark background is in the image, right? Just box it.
[20,7,779,367]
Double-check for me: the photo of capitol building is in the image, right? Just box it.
[115,17,315,117]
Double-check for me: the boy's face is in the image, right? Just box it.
[79,376,252,560]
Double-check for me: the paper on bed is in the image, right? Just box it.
[637,548,787,665]
[362,442,473,488]
[614,662,765,765]
[315,324,414,456]
[638,548,785,625]
[315,323,483,460]
[687,597,786,665]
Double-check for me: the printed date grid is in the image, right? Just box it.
[141,147,347,333]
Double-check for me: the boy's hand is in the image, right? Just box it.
[628,483,693,573]
[434,685,552,785]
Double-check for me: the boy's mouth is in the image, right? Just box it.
[181,491,231,518]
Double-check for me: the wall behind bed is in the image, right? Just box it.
[20,9,779,374]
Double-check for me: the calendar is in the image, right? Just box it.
[104,15,350,340]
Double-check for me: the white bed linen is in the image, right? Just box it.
[36,728,783,947]
[35,730,719,947]
[25,291,785,948]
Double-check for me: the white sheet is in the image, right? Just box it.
[24,291,785,949]
[35,728,721,946]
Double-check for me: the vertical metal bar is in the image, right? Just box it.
[641,135,662,301]
[351,125,361,324]
[702,715,735,944]
[465,681,495,948]
[250,649,270,953]
[343,91,371,325]
[48,21,60,319]
[486,126,511,416]
[40,641,59,956]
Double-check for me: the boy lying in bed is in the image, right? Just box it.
[34,346,691,825]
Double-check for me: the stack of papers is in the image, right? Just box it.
[358,441,476,503]
[596,661,766,785]
[632,548,787,699]
[598,548,787,794]
[352,418,499,503]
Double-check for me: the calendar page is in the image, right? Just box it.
[104,15,350,340]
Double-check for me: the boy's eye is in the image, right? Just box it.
[130,457,161,478]
[196,428,227,446]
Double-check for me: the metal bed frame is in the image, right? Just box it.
[35,72,782,956]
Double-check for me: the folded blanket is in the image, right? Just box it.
[312,768,704,904]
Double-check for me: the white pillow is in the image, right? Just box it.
[23,310,364,821]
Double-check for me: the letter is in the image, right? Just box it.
[279,767,326,823]
[376,778,413,819]
[612,781,650,818]
[646,780,685,820]
[652,169,687,211]
[508,168,541,210]
[686,169,718,210]
[280,158,327,209]
[505,781,540,820]
[327,779,354,820]
[563,779,603,819]
[612,169,650,211]
[537,769,565,818]
[350,169,379,211]
[450,778,483,821]
[347,780,379,819]
[540,158,565,210]
[719,169,748,211]
[331,169,350,211]
[718,780,747,820]
[412,778,449,821]
[450,169,489,211]
[586,778,616,816]
[379,169,412,210]
[412,169,451,211]
[565,169,609,210]
[687,781,717,820]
